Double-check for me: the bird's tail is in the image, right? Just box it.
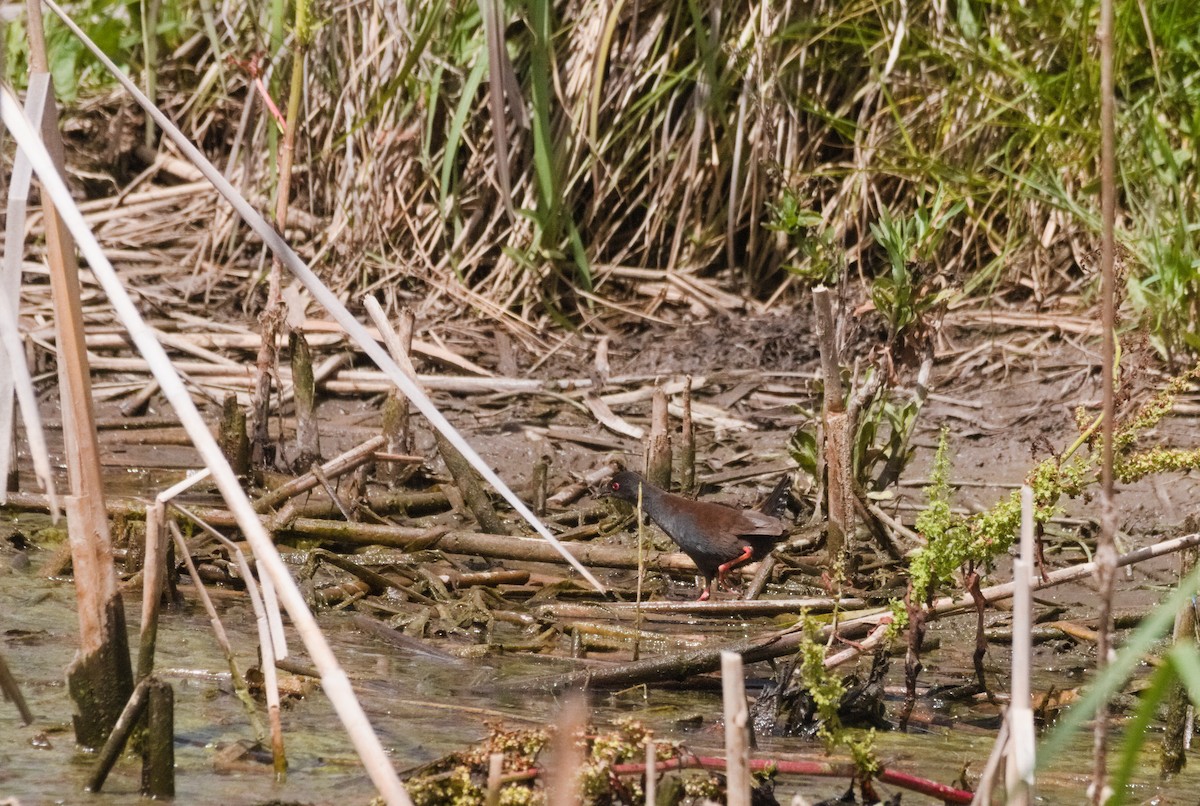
[758,474,791,517]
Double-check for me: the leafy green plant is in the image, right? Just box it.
[794,616,879,777]
[868,188,962,345]
[909,360,1200,605]
[768,187,841,286]
[5,0,196,102]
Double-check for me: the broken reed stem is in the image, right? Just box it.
[209,530,289,779]
[1162,547,1197,774]
[721,651,751,806]
[647,384,671,488]
[169,521,268,744]
[813,285,850,575]
[1005,486,1035,803]
[485,753,504,806]
[136,500,166,681]
[546,693,587,806]
[634,482,645,662]
[679,376,695,493]
[24,2,131,745]
[392,310,415,456]
[533,455,549,516]
[219,393,250,476]
[254,435,385,513]
[644,739,656,806]
[290,331,321,469]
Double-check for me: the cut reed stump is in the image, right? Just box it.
[24,9,134,746]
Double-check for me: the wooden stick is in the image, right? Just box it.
[254,435,385,513]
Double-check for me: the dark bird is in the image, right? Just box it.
[602,470,789,600]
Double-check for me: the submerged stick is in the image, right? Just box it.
[87,676,150,792]
[0,650,33,724]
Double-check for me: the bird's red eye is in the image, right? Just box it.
[612,482,620,490]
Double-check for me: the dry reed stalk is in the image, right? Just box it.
[21,11,132,746]
[1092,0,1118,797]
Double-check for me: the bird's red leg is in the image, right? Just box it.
[715,546,755,590]
[696,586,711,602]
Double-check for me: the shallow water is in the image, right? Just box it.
[5,511,1200,805]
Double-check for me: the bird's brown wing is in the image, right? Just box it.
[728,509,785,538]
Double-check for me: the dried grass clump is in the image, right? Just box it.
[28,0,1200,328]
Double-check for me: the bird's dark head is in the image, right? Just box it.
[602,470,646,503]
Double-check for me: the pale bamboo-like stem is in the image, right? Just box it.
[0,75,56,512]
[647,385,671,488]
[721,651,751,806]
[209,531,288,778]
[1093,0,1118,797]
[1005,486,1035,803]
[0,79,412,805]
